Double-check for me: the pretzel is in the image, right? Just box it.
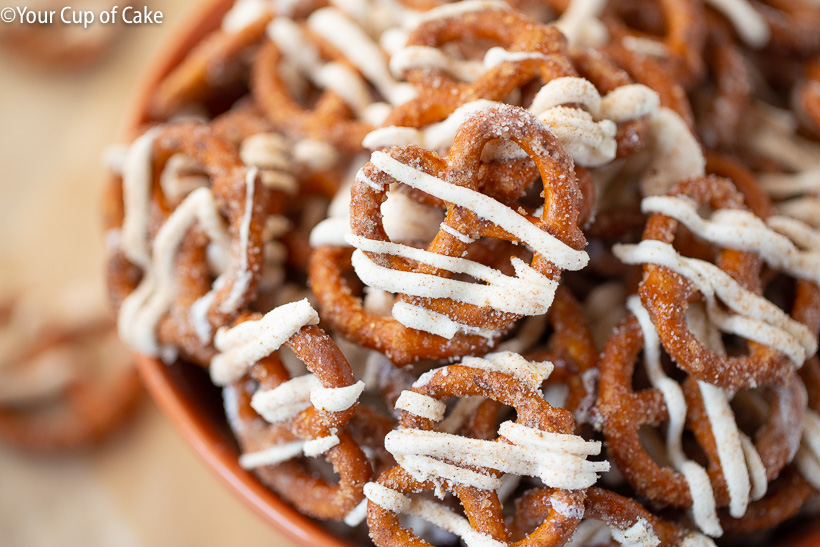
[366,355,607,545]
[755,0,820,56]
[214,300,372,520]
[513,487,711,546]
[692,13,752,151]
[596,301,806,537]
[380,4,659,168]
[616,176,818,389]
[0,314,142,451]
[319,105,587,362]
[602,0,706,89]
[107,122,275,366]
[150,13,272,119]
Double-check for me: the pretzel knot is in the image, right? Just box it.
[0,312,142,452]
[366,353,608,546]
[350,105,587,343]
[377,3,658,167]
[109,123,273,366]
[213,300,372,520]
[596,298,807,538]
[513,487,713,546]
[614,176,818,389]
[252,6,416,160]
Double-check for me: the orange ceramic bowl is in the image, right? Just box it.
[112,1,820,546]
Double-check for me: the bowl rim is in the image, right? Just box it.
[135,354,354,547]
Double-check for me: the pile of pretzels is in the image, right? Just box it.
[105,0,820,544]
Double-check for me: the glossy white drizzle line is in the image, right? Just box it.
[395,390,446,421]
[348,234,558,316]
[159,154,209,201]
[703,0,770,48]
[553,0,608,48]
[626,296,723,537]
[367,151,588,269]
[757,167,820,199]
[384,423,607,491]
[614,240,816,366]
[641,195,820,285]
[307,7,416,107]
[364,482,506,547]
[118,187,230,359]
[210,299,318,385]
[610,518,659,547]
[120,127,161,268]
[240,133,298,193]
[239,434,340,469]
[365,81,658,168]
[343,499,368,527]
[460,352,554,391]
[391,301,500,340]
[743,102,820,173]
[221,0,269,33]
[640,108,705,196]
[796,409,820,490]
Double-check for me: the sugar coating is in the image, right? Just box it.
[210,299,319,385]
[614,241,816,365]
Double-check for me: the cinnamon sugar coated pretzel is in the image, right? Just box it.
[104,0,820,544]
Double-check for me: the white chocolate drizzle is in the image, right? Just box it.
[796,409,820,490]
[553,0,608,48]
[118,186,230,358]
[703,0,770,48]
[363,482,506,547]
[613,240,816,366]
[120,127,161,269]
[239,433,341,469]
[210,299,319,385]
[641,195,820,285]
[239,133,298,193]
[610,518,659,547]
[627,297,723,536]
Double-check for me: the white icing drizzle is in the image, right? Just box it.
[343,499,368,527]
[363,482,506,547]
[390,45,486,82]
[460,351,554,391]
[415,0,509,23]
[240,133,298,193]
[159,154,209,201]
[120,127,161,269]
[641,195,820,285]
[221,0,269,33]
[553,0,608,48]
[757,167,820,200]
[613,240,816,366]
[292,138,340,172]
[681,533,719,547]
[797,409,820,490]
[384,424,607,491]
[118,187,230,358]
[640,108,705,197]
[703,0,770,48]
[307,8,416,106]
[348,234,559,316]
[311,380,366,412]
[391,301,500,340]
[239,433,340,468]
[610,517,659,547]
[365,80,658,168]
[210,299,319,385]
[365,151,589,270]
[620,35,670,58]
[626,296,723,537]
[395,390,447,421]
[252,371,319,423]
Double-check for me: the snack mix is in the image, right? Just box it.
[104,0,820,544]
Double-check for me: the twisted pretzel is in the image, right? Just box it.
[367,357,606,545]
[107,122,271,365]
[603,0,706,88]
[597,310,806,524]
[629,176,814,388]
[215,302,372,520]
[0,313,142,451]
[513,487,707,546]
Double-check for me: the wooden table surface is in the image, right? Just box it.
[0,2,300,544]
